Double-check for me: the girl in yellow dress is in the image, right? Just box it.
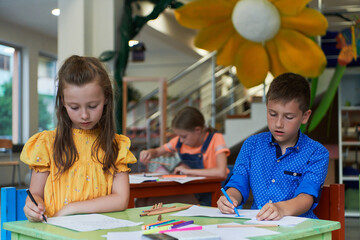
[21,55,137,222]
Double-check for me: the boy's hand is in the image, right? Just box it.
[256,202,284,221]
[217,195,239,214]
[23,197,47,222]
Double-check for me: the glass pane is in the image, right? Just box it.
[38,55,56,131]
[0,44,14,138]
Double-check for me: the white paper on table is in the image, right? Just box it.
[129,174,205,184]
[157,176,205,184]
[46,214,143,232]
[245,216,309,226]
[129,175,159,184]
[203,223,280,240]
[105,231,142,240]
[171,205,259,218]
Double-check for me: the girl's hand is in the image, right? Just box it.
[217,195,239,214]
[23,197,47,222]
[173,164,190,175]
[139,149,155,164]
[256,202,284,221]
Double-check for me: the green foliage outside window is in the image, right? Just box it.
[0,80,12,136]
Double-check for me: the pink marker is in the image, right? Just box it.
[159,226,202,233]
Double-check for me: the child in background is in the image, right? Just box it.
[218,73,329,220]
[21,55,137,222]
[140,106,230,178]
[139,106,230,206]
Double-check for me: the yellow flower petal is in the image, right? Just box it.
[174,0,233,29]
[270,0,311,16]
[235,41,269,88]
[275,29,327,77]
[194,20,235,51]
[217,34,246,66]
[265,39,288,77]
[282,8,328,36]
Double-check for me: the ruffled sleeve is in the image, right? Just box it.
[20,131,54,172]
[114,134,137,172]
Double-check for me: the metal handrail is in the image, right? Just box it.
[127,51,217,112]
[127,65,232,128]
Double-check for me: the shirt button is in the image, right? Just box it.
[297,147,299,150]
[198,154,202,158]
[277,159,280,163]
[272,179,275,183]
[293,173,297,176]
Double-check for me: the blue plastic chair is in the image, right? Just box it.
[1,187,27,240]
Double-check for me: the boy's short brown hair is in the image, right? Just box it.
[266,72,310,113]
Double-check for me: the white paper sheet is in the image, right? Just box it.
[203,223,280,240]
[105,231,143,240]
[104,223,280,240]
[171,205,258,218]
[245,216,308,226]
[172,205,310,226]
[129,174,205,184]
[46,214,143,232]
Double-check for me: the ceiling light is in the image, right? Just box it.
[128,40,139,47]
[51,8,60,16]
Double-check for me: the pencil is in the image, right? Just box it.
[146,205,192,215]
[217,224,279,228]
[26,189,47,222]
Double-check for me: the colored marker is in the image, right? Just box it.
[170,220,194,229]
[149,219,179,229]
[221,188,240,217]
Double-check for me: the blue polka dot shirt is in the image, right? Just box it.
[225,131,329,219]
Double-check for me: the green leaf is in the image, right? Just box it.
[308,64,347,132]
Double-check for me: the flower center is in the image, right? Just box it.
[232,0,280,43]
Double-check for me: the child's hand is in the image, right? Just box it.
[139,150,154,164]
[173,164,190,175]
[217,195,239,214]
[23,197,47,222]
[256,202,284,221]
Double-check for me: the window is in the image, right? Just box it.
[38,55,57,131]
[0,44,16,139]
[0,54,10,71]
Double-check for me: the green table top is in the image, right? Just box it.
[4,203,340,240]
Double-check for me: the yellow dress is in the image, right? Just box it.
[20,128,137,217]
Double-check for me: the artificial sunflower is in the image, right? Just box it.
[174,0,328,88]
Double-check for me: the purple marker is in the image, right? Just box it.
[170,220,194,229]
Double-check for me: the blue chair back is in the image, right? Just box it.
[1,187,27,240]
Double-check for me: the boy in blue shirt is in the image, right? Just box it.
[218,73,329,220]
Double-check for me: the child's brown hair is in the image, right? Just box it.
[266,72,310,113]
[54,55,118,175]
[171,106,205,131]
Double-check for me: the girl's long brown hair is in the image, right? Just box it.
[54,55,118,175]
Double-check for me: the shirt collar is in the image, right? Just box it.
[268,130,302,152]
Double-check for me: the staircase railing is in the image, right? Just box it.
[124,51,267,150]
